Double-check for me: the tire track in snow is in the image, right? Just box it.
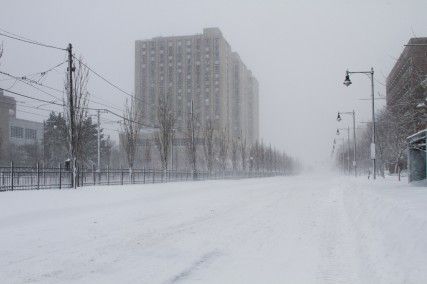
[316,184,362,284]
[166,250,221,284]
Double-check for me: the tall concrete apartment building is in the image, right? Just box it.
[135,28,259,143]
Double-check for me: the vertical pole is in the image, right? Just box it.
[36,162,40,190]
[191,100,196,180]
[93,164,96,185]
[107,165,110,185]
[171,131,174,175]
[10,161,13,191]
[67,43,77,188]
[352,110,357,177]
[59,163,62,189]
[371,67,376,179]
[347,126,351,175]
[97,109,101,173]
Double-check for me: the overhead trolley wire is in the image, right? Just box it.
[72,55,143,104]
[0,28,67,51]
[0,88,64,106]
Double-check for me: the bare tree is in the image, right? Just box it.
[203,119,215,174]
[230,138,239,172]
[217,128,229,171]
[240,137,247,172]
[64,56,90,167]
[121,99,140,173]
[155,94,175,172]
[184,102,199,178]
[143,140,152,168]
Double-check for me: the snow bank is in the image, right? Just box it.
[343,178,427,284]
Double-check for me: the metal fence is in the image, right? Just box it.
[0,163,284,191]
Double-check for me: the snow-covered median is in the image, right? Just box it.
[0,176,426,283]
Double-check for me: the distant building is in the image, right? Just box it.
[0,90,16,160]
[386,37,427,131]
[0,89,44,163]
[134,28,259,143]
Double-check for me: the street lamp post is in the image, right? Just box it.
[337,110,357,176]
[336,127,351,175]
[332,137,346,174]
[343,67,376,179]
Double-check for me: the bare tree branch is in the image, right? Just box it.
[203,119,215,174]
[121,99,140,171]
[64,56,90,167]
[155,94,175,171]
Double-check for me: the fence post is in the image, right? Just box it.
[10,161,14,191]
[143,168,146,184]
[36,162,40,190]
[121,167,124,185]
[107,166,110,185]
[59,163,62,189]
[152,169,155,184]
[93,164,96,185]
[42,164,45,186]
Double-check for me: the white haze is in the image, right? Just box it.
[0,0,426,166]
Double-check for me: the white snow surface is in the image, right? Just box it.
[1,175,427,283]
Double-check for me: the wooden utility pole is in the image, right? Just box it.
[97,109,101,172]
[67,43,76,188]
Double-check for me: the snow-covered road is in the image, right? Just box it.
[1,175,426,283]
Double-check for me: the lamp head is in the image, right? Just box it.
[343,71,352,87]
[337,112,342,122]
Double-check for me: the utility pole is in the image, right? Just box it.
[370,68,376,179]
[191,100,197,180]
[347,126,351,175]
[97,109,101,172]
[352,110,357,177]
[67,43,76,188]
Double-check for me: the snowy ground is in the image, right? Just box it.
[1,175,426,284]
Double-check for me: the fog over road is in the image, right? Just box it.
[1,175,426,283]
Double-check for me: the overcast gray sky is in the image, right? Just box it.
[1,0,426,166]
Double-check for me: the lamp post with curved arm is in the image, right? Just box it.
[337,110,357,176]
[343,67,376,179]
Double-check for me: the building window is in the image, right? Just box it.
[25,128,37,140]
[11,126,23,138]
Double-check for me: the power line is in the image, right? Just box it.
[0,88,63,106]
[0,28,66,51]
[72,55,143,104]
[1,68,125,114]
[0,69,64,95]
[0,60,67,82]
[0,99,55,113]
[0,70,63,101]
[82,107,150,128]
